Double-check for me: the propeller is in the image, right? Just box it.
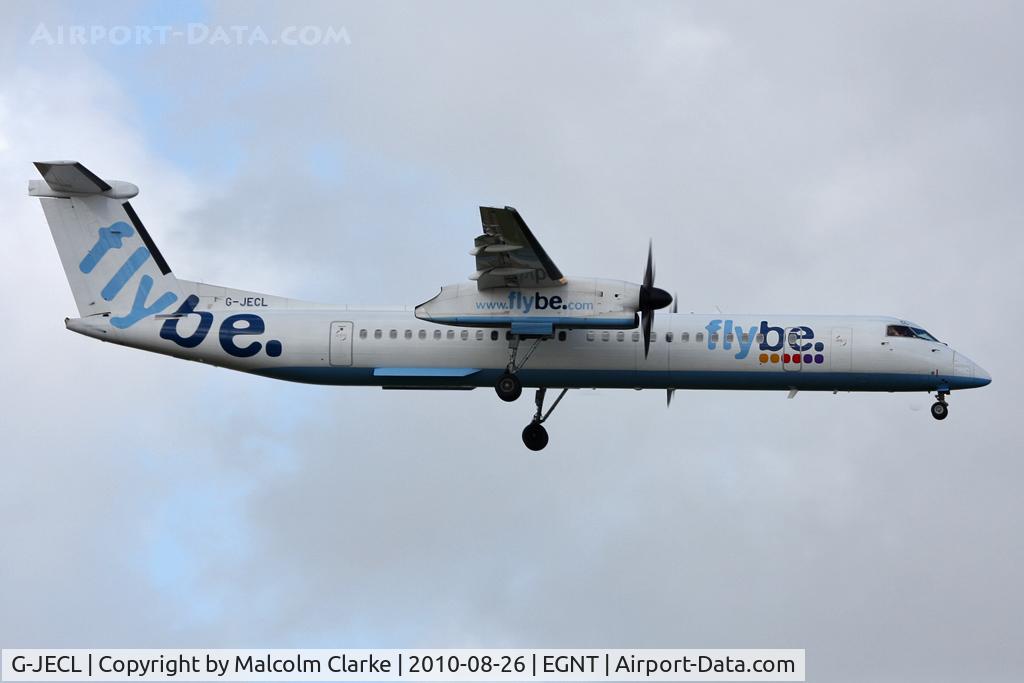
[668,293,679,407]
[638,241,673,358]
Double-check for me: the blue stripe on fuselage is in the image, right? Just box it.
[251,367,988,392]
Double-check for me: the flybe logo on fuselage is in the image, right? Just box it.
[475,291,595,314]
[160,295,283,358]
[706,319,826,364]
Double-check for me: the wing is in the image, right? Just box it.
[471,206,566,289]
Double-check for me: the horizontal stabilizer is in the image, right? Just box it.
[30,161,138,199]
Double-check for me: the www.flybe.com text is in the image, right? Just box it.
[476,291,595,313]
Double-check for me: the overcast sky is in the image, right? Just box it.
[1,2,1022,681]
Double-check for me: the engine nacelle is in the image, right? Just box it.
[415,278,641,335]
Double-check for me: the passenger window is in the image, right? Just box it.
[756,333,764,343]
[711,333,719,343]
[447,330,455,340]
[632,331,640,342]
[491,330,499,341]
[788,331,799,345]
[461,330,469,340]
[389,329,397,339]
[505,331,513,341]
[696,332,704,343]
[404,329,412,340]
[359,329,367,339]
[374,329,382,340]
[741,332,750,344]
[666,332,674,343]
[651,332,657,342]
[558,331,567,341]
[616,331,625,342]
[681,332,689,342]
[726,333,734,343]
[601,331,610,342]
[586,331,595,342]
[418,329,427,340]
[433,329,442,340]
[475,330,484,341]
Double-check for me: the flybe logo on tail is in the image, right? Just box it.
[705,319,827,364]
[79,220,177,328]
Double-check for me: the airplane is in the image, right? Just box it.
[29,161,991,450]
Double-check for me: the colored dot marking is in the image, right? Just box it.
[803,354,813,363]
[759,353,769,363]
[265,339,283,357]
[814,354,825,364]
[793,355,801,363]
[770,353,780,363]
[814,341,825,352]
[783,354,790,363]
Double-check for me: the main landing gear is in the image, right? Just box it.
[496,373,522,402]
[521,387,570,451]
[495,334,546,402]
[931,391,950,421]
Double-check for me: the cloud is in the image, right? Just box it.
[2,2,1022,680]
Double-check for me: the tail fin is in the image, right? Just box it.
[29,161,182,328]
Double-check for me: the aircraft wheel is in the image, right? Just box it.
[522,422,549,451]
[495,373,522,402]
[931,401,949,421]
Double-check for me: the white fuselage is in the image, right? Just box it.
[68,296,991,394]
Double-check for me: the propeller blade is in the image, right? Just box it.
[642,308,653,358]
[667,388,675,406]
[672,292,678,314]
[644,240,655,288]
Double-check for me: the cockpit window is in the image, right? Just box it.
[887,325,915,338]
[911,327,939,342]
[887,324,939,342]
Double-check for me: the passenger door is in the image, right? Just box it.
[830,327,853,371]
[783,327,803,372]
[329,321,354,366]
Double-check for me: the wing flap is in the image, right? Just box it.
[474,206,565,289]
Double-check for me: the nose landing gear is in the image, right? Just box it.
[522,387,569,451]
[931,391,949,420]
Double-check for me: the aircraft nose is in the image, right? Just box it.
[953,351,992,388]
[974,363,992,386]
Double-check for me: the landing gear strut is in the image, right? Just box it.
[522,387,569,451]
[494,334,546,402]
[931,391,949,421]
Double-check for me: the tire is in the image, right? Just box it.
[495,373,522,402]
[931,402,948,421]
[522,422,549,451]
